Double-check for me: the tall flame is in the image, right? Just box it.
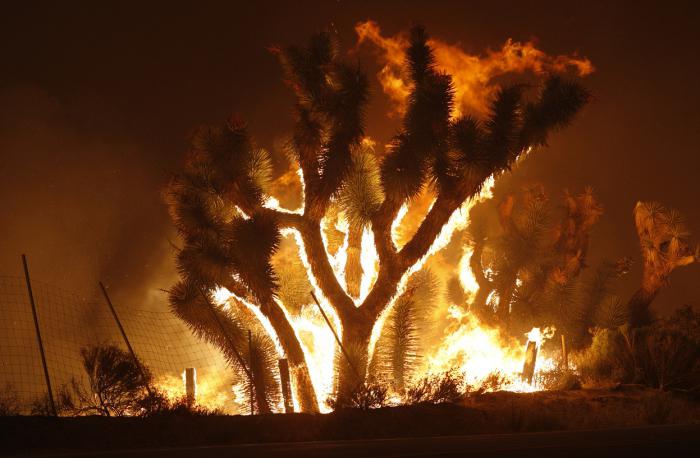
[356,20,593,118]
[422,306,556,392]
[154,368,240,413]
[359,226,379,302]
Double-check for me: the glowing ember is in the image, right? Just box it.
[281,228,343,410]
[390,203,409,249]
[321,214,350,291]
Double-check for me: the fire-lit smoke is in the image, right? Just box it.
[355,20,593,118]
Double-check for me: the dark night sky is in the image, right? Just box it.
[1,1,698,314]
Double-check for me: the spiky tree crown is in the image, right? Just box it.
[469,187,607,341]
[634,201,698,291]
[168,27,589,305]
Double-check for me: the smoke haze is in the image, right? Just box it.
[1,0,698,320]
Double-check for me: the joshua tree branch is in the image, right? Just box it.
[398,193,462,270]
[298,219,357,321]
[345,225,363,299]
[371,198,401,265]
[259,207,303,230]
[361,193,461,320]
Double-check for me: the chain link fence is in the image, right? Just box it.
[0,274,237,414]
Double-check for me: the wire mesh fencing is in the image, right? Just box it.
[0,275,237,415]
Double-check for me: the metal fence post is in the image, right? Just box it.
[99,281,152,396]
[310,291,360,380]
[22,255,57,416]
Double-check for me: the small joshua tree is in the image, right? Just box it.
[166,26,589,411]
[466,187,606,337]
[627,202,698,327]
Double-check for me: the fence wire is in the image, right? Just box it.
[0,275,236,414]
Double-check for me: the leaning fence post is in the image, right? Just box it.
[22,255,57,416]
[99,281,152,396]
[310,291,361,382]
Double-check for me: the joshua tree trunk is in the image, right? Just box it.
[322,192,483,392]
[627,288,658,330]
[337,317,374,395]
[259,296,319,412]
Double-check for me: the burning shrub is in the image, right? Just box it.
[137,388,222,417]
[405,370,465,405]
[327,381,389,411]
[466,187,604,340]
[469,371,509,394]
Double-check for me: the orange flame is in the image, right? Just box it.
[356,20,593,118]
[154,368,240,413]
[422,307,556,392]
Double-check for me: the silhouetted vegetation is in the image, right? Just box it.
[70,344,152,416]
[327,381,390,410]
[405,370,465,404]
[30,382,77,416]
[574,306,700,391]
[136,388,222,417]
[3,389,699,455]
[0,383,20,416]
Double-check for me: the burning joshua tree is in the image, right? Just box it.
[166,26,589,412]
[628,201,699,327]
